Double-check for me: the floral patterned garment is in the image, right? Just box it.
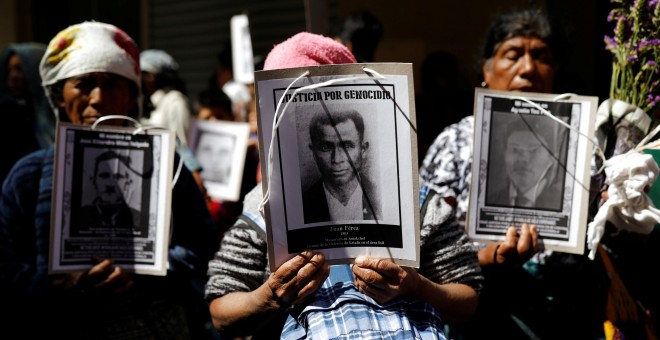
[419,116,474,222]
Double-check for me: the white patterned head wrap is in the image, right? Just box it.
[39,21,142,118]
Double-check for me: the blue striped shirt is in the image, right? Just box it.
[206,184,482,339]
[281,264,446,339]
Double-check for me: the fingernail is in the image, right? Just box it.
[355,256,365,265]
[299,250,312,259]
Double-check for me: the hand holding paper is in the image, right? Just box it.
[267,250,330,307]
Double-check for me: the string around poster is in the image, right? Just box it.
[92,115,184,243]
[258,67,414,216]
[511,94,607,193]
[91,115,185,187]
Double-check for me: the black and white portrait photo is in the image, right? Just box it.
[256,64,420,268]
[189,119,250,202]
[468,89,599,255]
[196,132,236,184]
[78,148,145,231]
[486,112,568,211]
[299,108,381,224]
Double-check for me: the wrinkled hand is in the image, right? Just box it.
[494,224,539,267]
[267,250,329,308]
[60,258,134,297]
[351,256,419,304]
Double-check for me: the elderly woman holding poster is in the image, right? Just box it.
[0,22,218,338]
[419,7,608,339]
[205,31,483,339]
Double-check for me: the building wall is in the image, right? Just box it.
[0,0,18,49]
[338,0,608,98]
[1,0,611,104]
[146,0,310,104]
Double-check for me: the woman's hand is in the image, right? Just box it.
[54,258,134,297]
[480,224,539,267]
[266,250,330,308]
[76,259,134,296]
[351,256,420,304]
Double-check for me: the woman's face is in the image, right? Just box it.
[58,72,137,126]
[483,36,556,93]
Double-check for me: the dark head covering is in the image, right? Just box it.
[0,42,56,147]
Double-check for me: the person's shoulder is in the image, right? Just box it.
[450,115,474,135]
[1,147,53,200]
[161,88,190,102]
[429,115,473,146]
[419,115,474,179]
[5,148,53,181]
[157,90,192,115]
[151,89,166,102]
[242,184,264,212]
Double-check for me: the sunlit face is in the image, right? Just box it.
[310,120,367,188]
[483,36,556,93]
[197,133,235,183]
[94,157,133,204]
[58,73,137,126]
[7,53,26,99]
[504,130,552,192]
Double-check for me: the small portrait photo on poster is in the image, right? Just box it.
[189,119,250,201]
[486,112,568,211]
[197,132,236,185]
[297,105,382,224]
[77,148,145,232]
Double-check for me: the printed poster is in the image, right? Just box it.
[255,63,420,270]
[189,119,251,202]
[467,88,598,254]
[50,122,174,276]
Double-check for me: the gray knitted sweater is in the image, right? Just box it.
[205,184,483,301]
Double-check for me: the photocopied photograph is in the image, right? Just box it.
[300,108,381,224]
[77,148,145,234]
[467,88,598,255]
[189,119,250,202]
[255,63,420,271]
[50,123,175,276]
[485,112,568,211]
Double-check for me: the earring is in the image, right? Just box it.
[481,81,488,88]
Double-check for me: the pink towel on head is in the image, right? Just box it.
[263,32,356,70]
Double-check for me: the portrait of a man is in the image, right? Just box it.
[79,150,142,229]
[197,132,236,184]
[302,109,381,223]
[486,115,566,211]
